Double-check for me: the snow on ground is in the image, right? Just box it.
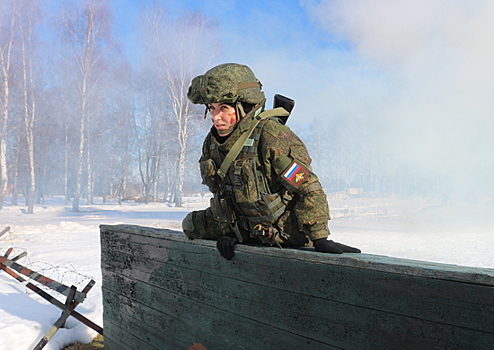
[0,193,493,350]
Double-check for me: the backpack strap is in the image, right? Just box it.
[216,107,289,180]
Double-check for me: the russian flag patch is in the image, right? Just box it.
[282,161,308,186]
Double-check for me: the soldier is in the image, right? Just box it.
[182,63,360,260]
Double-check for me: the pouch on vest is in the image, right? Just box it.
[231,157,262,204]
[200,158,219,192]
[230,157,286,226]
[211,195,235,224]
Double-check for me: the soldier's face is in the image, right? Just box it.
[208,103,237,135]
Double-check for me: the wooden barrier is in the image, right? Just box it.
[100,224,494,350]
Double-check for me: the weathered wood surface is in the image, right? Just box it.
[100,224,494,350]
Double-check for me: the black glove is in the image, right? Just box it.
[216,232,238,260]
[313,239,361,254]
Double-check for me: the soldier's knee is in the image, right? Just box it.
[182,210,207,239]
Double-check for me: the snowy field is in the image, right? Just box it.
[1,193,493,350]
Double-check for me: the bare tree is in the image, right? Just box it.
[0,0,21,210]
[107,71,138,203]
[57,0,115,211]
[142,5,219,206]
[131,76,167,203]
[18,0,41,213]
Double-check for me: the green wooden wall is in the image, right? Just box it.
[100,224,494,350]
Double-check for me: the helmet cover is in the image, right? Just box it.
[188,63,265,105]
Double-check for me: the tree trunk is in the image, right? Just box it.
[86,138,93,205]
[0,73,10,210]
[72,115,85,212]
[0,3,18,210]
[175,140,185,207]
[64,122,70,205]
[11,135,20,206]
[26,130,35,214]
[20,19,37,214]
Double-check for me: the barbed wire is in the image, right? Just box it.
[0,244,96,298]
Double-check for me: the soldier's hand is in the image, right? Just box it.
[313,239,361,254]
[216,233,238,260]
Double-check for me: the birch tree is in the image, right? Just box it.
[58,0,115,211]
[130,75,167,203]
[18,0,41,213]
[0,0,20,210]
[142,5,219,206]
[107,71,137,203]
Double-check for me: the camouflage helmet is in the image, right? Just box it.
[187,63,265,105]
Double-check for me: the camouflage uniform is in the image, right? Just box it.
[183,63,330,247]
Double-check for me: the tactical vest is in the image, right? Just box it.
[204,108,290,240]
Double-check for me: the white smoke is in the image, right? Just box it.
[302,0,494,196]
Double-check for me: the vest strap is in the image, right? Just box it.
[246,204,286,224]
[217,107,289,180]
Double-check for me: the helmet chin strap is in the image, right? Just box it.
[235,102,246,121]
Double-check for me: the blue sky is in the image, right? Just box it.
[109,0,349,67]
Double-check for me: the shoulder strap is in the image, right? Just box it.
[216,107,289,180]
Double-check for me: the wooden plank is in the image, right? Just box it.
[103,272,338,350]
[102,297,193,350]
[177,249,493,333]
[103,320,159,350]
[100,224,494,350]
[150,262,493,341]
[104,287,243,350]
[100,224,494,286]
[103,337,136,350]
[0,226,10,238]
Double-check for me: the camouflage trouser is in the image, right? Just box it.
[182,205,312,247]
[182,206,230,240]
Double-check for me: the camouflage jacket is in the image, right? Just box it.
[199,108,330,242]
